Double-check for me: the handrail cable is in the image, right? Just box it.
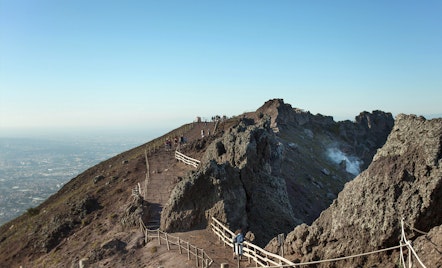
[213,216,428,268]
[246,244,406,268]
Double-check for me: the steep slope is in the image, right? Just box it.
[267,114,442,267]
[0,122,218,267]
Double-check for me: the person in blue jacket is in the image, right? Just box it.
[232,229,244,259]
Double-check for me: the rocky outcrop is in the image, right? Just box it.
[161,118,300,245]
[36,195,102,253]
[267,114,442,267]
[338,110,395,170]
[255,99,394,224]
[120,194,150,229]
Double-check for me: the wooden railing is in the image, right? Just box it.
[175,150,201,168]
[140,218,213,267]
[211,217,296,267]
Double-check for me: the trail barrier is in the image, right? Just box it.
[175,150,201,168]
[211,217,296,267]
[211,217,427,267]
[140,218,213,268]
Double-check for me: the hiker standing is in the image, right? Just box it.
[232,229,244,259]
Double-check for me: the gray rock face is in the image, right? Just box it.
[256,99,394,224]
[161,118,300,245]
[413,225,442,267]
[121,195,150,229]
[270,114,442,267]
[258,99,394,172]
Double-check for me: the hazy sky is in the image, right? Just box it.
[1,1,441,137]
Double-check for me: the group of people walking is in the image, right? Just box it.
[165,135,187,150]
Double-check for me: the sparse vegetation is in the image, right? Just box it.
[26,207,40,216]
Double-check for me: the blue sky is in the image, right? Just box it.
[1,1,441,138]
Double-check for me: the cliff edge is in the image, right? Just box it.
[266,114,442,267]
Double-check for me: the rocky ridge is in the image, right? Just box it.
[160,99,394,246]
[265,114,442,267]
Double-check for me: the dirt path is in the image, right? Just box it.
[141,122,256,267]
[176,229,256,268]
[144,121,217,227]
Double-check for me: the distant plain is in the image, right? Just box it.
[0,135,148,226]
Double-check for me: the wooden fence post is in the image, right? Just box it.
[178,237,182,254]
[157,229,161,245]
[165,232,170,250]
[187,242,190,260]
[195,247,199,267]
[254,247,257,266]
[144,149,149,200]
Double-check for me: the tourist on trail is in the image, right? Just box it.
[232,229,244,259]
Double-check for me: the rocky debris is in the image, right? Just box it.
[127,233,146,250]
[266,114,442,267]
[78,257,89,268]
[73,195,102,217]
[39,217,77,253]
[88,238,127,263]
[93,175,105,184]
[33,195,102,253]
[245,231,256,243]
[120,195,150,229]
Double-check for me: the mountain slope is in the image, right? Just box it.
[0,99,396,266]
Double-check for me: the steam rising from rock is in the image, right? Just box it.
[326,147,361,175]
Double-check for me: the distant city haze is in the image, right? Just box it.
[0,134,152,226]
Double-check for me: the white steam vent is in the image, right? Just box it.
[326,147,362,175]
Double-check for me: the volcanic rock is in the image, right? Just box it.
[266,114,442,267]
[160,99,394,246]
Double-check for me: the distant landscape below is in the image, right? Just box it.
[0,134,152,226]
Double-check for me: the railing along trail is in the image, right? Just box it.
[139,218,213,267]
